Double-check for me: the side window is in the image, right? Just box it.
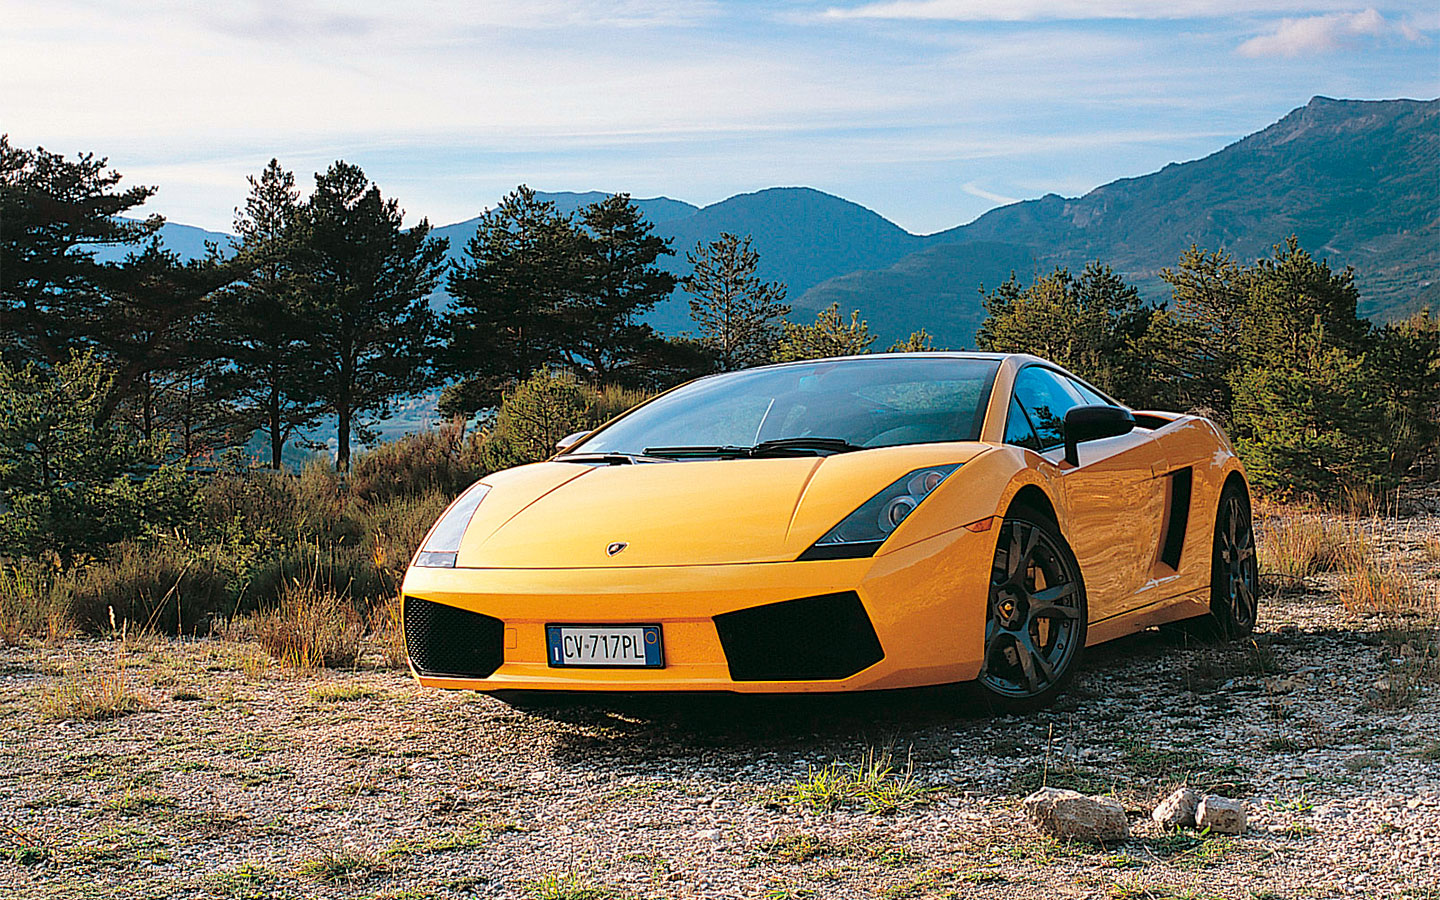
[1012,367,1086,450]
[1067,377,1113,408]
[1004,395,1041,451]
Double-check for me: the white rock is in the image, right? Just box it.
[1022,787,1129,843]
[1152,787,1200,828]
[1196,795,1248,834]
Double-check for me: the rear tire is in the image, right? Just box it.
[1174,483,1258,642]
[972,505,1088,713]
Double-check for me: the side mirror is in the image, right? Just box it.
[555,431,589,454]
[1063,405,1135,466]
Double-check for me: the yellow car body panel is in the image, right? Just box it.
[401,352,1248,696]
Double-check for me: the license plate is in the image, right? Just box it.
[545,625,664,668]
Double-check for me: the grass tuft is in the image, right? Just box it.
[309,682,381,703]
[218,576,366,671]
[525,872,621,900]
[298,846,388,882]
[1258,513,1362,581]
[41,659,148,721]
[771,747,931,815]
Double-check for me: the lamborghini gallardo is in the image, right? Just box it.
[401,353,1257,710]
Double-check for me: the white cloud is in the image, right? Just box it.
[1237,8,1427,57]
[822,0,1435,21]
[961,181,1019,204]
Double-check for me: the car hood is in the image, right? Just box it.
[454,443,990,568]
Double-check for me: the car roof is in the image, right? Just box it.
[739,351,1043,372]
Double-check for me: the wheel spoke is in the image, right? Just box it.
[1016,630,1055,689]
[1030,583,1080,619]
[1013,634,1041,693]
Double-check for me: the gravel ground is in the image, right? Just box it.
[3,499,1438,900]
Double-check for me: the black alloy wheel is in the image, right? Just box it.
[1208,484,1259,639]
[975,508,1088,712]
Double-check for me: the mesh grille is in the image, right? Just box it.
[404,596,505,679]
[713,591,885,681]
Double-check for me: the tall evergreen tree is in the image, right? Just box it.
[300,161,447,470]
[564,194,677,382]
[682,233,789,372]
[976,262,1156,402]
[91,241,237,429]
[0,135,161,366]
[441,186,579,416]
[1156,246,1246,418]
[217,160,324,468]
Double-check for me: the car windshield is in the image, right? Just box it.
[568,356,1002,458]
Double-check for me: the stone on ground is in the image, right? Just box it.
[1196,795,1248,834]
[1152,787,1200,828]
[1022,787,1129,843]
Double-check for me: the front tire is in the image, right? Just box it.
[973,506,1088,713]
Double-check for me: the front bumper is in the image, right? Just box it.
[399,527,995,694]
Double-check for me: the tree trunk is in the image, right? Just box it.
[336,400,351,471]
[268,381,283,470]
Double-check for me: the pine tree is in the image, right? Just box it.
[975,263,1156,402]
[773,303,876,362]
[442,186,580,415]
[91,241,237,430]
[216,160,324,468]
[565,194,677,382]
[1157,246,1245,418]
[299,162,448,470]
[0,352,194,561]
[0,135,161,366]
[682,233,789,371]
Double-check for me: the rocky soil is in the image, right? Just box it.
[2,497,1438,900]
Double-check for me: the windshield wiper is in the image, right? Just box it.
[749,437,864,457]
[641,437,864,460]
[554,452,670,465]
[641,445,751,459]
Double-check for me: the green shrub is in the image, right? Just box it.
[349,420,486,505]
[0,352,199,561]
[59,537,238,634]
[481,370,653,469]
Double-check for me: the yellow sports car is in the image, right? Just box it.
[402,353,1256,710]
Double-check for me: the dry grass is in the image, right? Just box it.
[41,650,149,721]
[370,592,407,669]
[1258,512,1365,580]
[1423,533,1440,564]
[1340,560,1430,615]
[0,563,74,645]
[218,578,366,671]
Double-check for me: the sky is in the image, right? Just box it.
[2,0,1436,235]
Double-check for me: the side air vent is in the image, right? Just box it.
[713,591,885,682]
[404,596,505,679]
[1159,467,1193,569]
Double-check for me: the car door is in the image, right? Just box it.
[1008,366,1167,623]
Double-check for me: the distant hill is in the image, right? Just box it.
[96,96,1436,352]
[93,220,234,263]
[798,96,1438,342]
[645,187,929,332]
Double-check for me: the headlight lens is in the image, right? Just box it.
[413,482,491,568]
[800,464,960,560]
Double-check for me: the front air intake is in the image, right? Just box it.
[404,596,505,679]
[713,591,885,681]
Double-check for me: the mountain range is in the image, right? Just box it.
[118,96,1437,349]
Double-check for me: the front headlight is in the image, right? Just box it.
[799,464,960,560]
[413,482,491,568]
